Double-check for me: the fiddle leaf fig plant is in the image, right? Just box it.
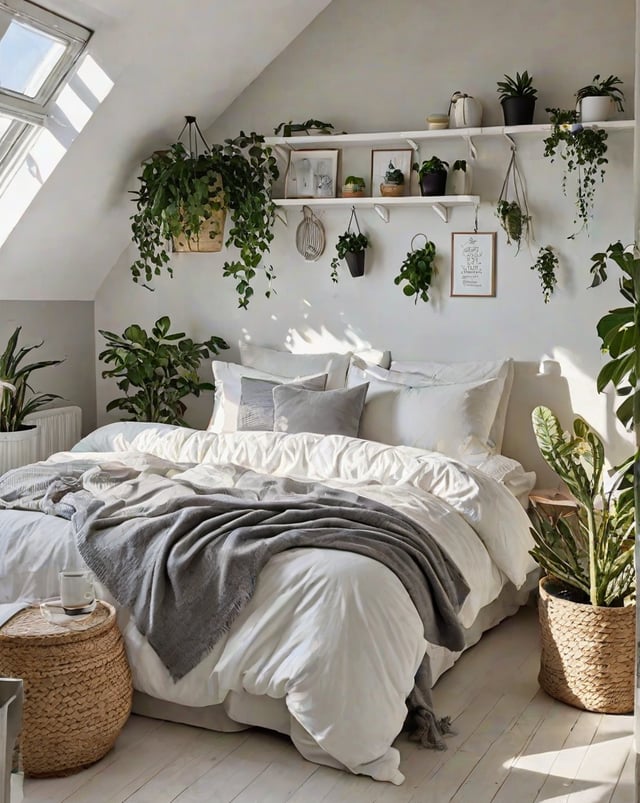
[394,237,437,303]
[543,108,608,236]
[130,130,279,309]
[99,316,229,426]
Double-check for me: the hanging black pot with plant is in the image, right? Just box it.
[329,207,369,281]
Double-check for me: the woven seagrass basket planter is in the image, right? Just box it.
[0,601,132,777]
[538,577,635,714]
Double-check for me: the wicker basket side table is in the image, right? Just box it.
[0,601,132,777]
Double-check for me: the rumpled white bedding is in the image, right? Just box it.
[0,428,537,784]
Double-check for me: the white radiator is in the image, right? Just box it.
[23,405,83,461]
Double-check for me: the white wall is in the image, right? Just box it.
[96,0,635,485]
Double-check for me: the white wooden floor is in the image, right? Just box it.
[23,606,636,803]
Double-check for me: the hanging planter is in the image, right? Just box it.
[531,246,559,303]
[329,207,369,282]
[496,148,532,253]
[394,233,437,303]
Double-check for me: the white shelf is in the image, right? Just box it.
[273,195,479,223]
[264,120,634,151]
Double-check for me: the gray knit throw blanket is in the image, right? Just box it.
[1,461,469,749]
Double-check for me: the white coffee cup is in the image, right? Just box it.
[59,570,95,609]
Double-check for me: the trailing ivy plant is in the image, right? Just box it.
[329,231,369,283]
[130,131,279,309]
[99,316,229,426]
[531,246,559,303]
[543,108,608,237]
[394,237,437,303]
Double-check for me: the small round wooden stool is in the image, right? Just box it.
[0,601,132,777]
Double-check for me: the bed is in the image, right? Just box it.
[0,348,539,785]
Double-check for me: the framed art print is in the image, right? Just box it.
[451,232,496,297]
[285,149,340,199]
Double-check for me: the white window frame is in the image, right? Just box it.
[0,0,91,175]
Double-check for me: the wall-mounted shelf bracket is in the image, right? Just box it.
[503,133,516,150]
[406,138,419,152]
[373,204,390,222]
[432,203,448,223]
[464,135,478,160]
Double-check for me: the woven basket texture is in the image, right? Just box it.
[538,578,635,714]
[0,601,132,777]
[172,207,226,252]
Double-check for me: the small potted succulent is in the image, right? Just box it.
[330,230,369,281]
[379,161,406,197]
[497,70,538,126]
[413,156,449,196]
[575,74,624,123]
[342,175,366,198]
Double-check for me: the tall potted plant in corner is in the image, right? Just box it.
[497,70,538,126]
[130,118,279,310]
[99,316,229,426]
[0,326,63,474]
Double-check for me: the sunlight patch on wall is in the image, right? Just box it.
[0,54,113,248]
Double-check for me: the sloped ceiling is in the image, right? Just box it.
[0,0,332,300]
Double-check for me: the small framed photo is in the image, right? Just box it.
[285,149,340,199]
[370,149,413,197]
[451,232,497,297]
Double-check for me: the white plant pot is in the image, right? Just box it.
[578,96,612,123]
[0,426,38,474]
[448,167,472,195]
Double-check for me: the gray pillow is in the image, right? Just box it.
[238,374,327,431]
[272,383,369,437]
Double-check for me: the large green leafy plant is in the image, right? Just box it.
[99,316,229,426]
[130,130,279,309]
[530,406,634,607]
[0,326,62,431]
[394,238,437,303]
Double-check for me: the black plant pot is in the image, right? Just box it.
[345,250,365,278]
[501,96,536,126]
[419,171,447,197]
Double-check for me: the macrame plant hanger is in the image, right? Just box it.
[348,205,361,236]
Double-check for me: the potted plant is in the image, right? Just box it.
[0,326,63,474]
[273,119,339,137]
[330,231,369,282]
[341,175,366,198]
[413,156,449,197]
[497,70,538,126]
[393,234,437,303]
[99,316,229,426]
[496,149,531,253]
[530,246,559,303]
[379,161,406,197]
[543,108,608,236]
[448,159,471,195]
[530,406,635,713]
[130,124,279,310]
[575,74,625,123]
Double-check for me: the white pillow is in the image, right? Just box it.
[347,363,504,457]
[238,342,391,389]
[209,361,328,433]
[387,358,514,453]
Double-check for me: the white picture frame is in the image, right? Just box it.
[285,149,340,199]
[370,148,413,197]
[451,232,497,297]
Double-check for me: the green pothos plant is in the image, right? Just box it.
[99,316,229,426]
[329,231,369,283]
[543,108,608,237]
[531,246,559,303]
[130,130,279,309]
[394,236,437,303]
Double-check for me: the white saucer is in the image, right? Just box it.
[40,598,96,625]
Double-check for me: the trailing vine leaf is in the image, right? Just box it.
[543,108,608,237]
[531,246,559,302]
[394,238,437,303]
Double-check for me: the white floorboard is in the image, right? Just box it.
[22,606,636,803]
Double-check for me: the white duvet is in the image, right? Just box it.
[0,427,537,784]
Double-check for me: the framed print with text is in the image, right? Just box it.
[451,232,496,297]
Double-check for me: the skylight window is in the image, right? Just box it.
[0,13,66,98]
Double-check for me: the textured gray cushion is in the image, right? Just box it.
[238,374,327,431]
[272,383,369,437]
